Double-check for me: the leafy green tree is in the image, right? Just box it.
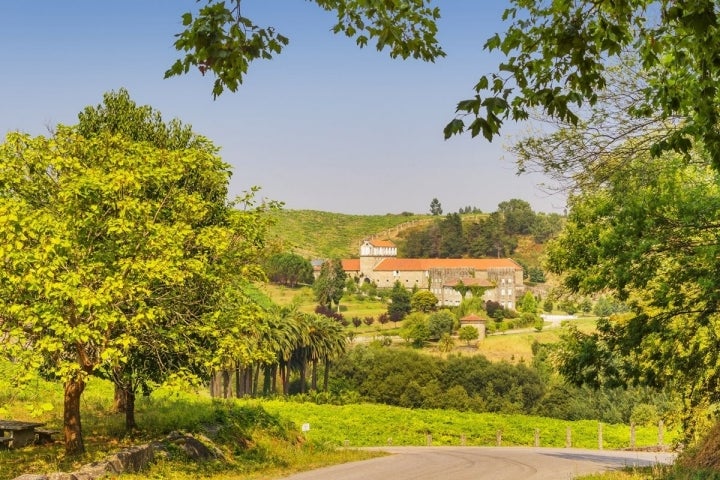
[77,88,202,149]
[411,290,438,313]
[438,213,465,257]
[466,212,518,257]
[314,258,346,309]
[74,89,278,431]
[168,0,444,98]
[458,325,479,346]
[265,252,314,287]
[497,199,536,235]
[444,1,720,170]
[547,149,720,435]
[0,125,268,454]
[400,313,430,347]
[429,197,443,216]
[527,267,546,284]
[518,291,538,314]
[531,213,565,244]
[388,281,412,322]
[427,310,456,341]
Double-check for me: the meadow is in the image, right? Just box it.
[0,362,677,479]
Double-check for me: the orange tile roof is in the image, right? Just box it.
[342,259,360,271]
[460,313,486,323]
[373,258,521,271]
[367,239,396,248]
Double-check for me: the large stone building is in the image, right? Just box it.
[341,239,524,308]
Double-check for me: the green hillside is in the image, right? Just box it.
[267,209,549,270]
[267,209,431,258]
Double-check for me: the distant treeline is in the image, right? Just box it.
[398,199,564,259]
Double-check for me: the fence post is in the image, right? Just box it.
[598,422,603,450]
[427,434,432,446]
[658,420,664,448]
[496,430,502,447]
[565,427,572,448]
[461,434,466,446]
[630,422,636,449]
[534,429,540,448]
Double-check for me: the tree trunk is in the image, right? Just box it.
[263,365,273,396]
[63,378,85,455]
[323,359,331,392]
[235,364,242,398]
[222,369,231,398]
[311,359,318,391]
[281,363,290,395]
[299,357,307,394]
[125,388,137,431]
[113,382,127,413]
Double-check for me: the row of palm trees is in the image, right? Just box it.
[211,305,348,398]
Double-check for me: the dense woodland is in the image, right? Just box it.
[398,199,564,259]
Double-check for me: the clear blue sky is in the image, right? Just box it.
[1,1,566,215]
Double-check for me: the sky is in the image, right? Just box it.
[1,1,567,215]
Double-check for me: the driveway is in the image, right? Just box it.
[282,446,675,480]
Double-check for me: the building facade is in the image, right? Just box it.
[344,239,524,308]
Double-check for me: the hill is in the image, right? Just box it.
[267,209,549,270]
[267,209,432,258]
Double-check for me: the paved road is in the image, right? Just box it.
[283,447,675,480]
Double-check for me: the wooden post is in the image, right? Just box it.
[461,434,466,446]
[427,434,432,446]
[598,422,603,450]
[496,430,502,447]
[534,429,540,447]
[658,420,664,448]
[630,422,636,449]
[565,427,572,448]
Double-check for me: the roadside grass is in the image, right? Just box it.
[254,400,676,450]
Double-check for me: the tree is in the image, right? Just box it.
[444,1,720,171]
[427,310,456,341]
[547,148,720,435]
[411,290,438,313]
[388,281,412,323]
[518,291,538,314]
[314,259,346,310]
[438,213,465,257]
[0,125,270,454]
[400,313,430,347]
[77,88,202,150]
[74,89,276,432]
[265,252,314,287]
[497,199,536,235]
[168,1,444,98]
[429,198,443,216]
[458,325,479,346]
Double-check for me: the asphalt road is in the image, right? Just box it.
[282,447,676,480]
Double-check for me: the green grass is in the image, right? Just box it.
[254,400,676,450]
[267,210,429,258]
